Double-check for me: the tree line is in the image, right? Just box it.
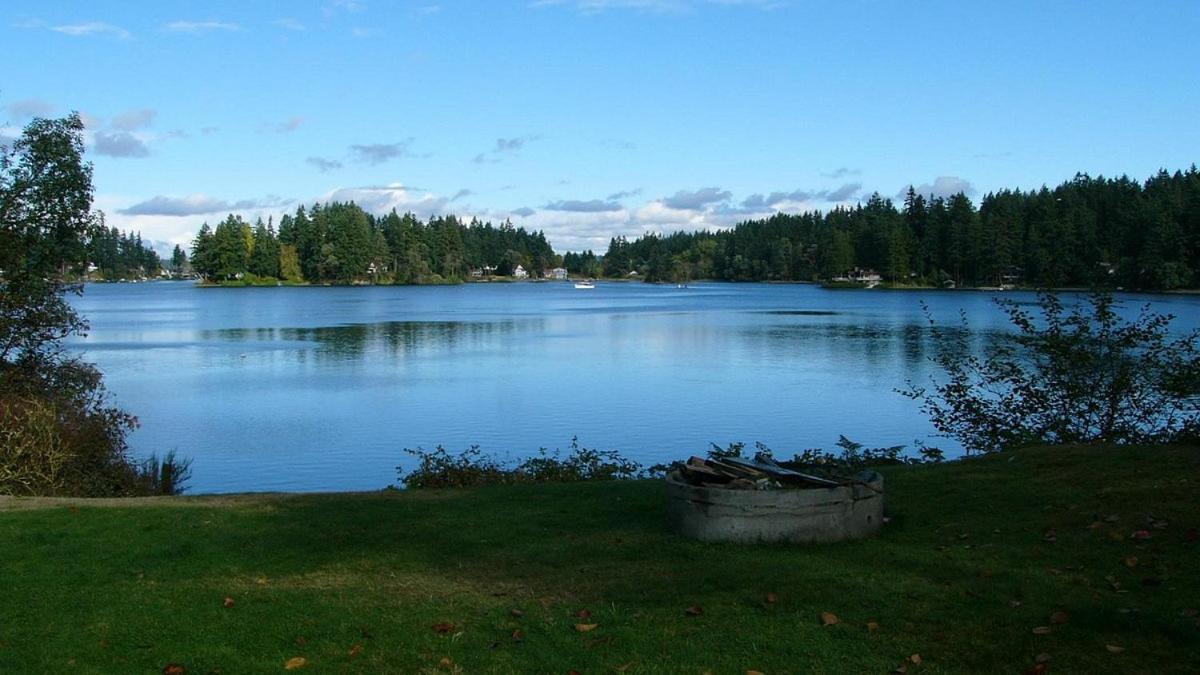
[183,167,1199,290]
[85,226,162,280]
[595,168,1200,290]
[189,202,557,284]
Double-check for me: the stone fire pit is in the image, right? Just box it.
[666,469,884,544]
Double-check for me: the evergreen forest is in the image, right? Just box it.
[185,168,1199,290]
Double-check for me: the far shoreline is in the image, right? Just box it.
[83,277,1200,296]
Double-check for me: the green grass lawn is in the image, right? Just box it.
[2,445,1197,674]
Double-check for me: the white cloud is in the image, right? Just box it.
[263,116,304,133]
[110,108,156,131]
[306,157,343,172]
[473,135,540,163]
[323,183,449,218]
[544,198,623,212]
[164,21,242,33]
[326,0,366,14]
[50,22,131,39]
[119,194,293,216]
[901,176,975,200]
[93,131,149,158]
[4,98,55,119]
[532,0,784,13]
[274,18,307,31]
[659,186,731,210]
[821,167,861,179]
[350,140,415,165]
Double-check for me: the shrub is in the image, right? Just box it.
[902,292,1200,453]
[0,396,73,495]
[398,438,645,488]
[135,451,194,496]
[1,360,191,497]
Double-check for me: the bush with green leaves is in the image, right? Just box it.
[398,438,645,489]
[903,292,1200,453]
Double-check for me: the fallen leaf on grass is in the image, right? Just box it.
[255,577,268,585]
[1032,626,1052,635]
[746,671,766,675]
[909,654,922,665]
[511,629,525,642]
[1131,530,1152,540]
[574,623,599,633]
[348,644,363,659]
[820,611,839,626]
[891,665,908,674]
[1123,556,1139,568]
[765,593,778,604]
[575,609,592,620]
[685,606,704,616]
[432,622,455,634]
[223,596,235,609]
[867,621,880,632]
[509,609,524,618]
[284,657,307,670]
[162,665,186,675]
[586,635,616,649]
[1050,611,1069,625]
[1105,645,1125,653]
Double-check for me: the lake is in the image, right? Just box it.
[68,282,1200,493]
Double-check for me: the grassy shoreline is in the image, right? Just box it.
[2,445,1197,673]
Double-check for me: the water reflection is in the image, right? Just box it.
[64,282,1200,493]
[739,321,1013,377]
[202,319,539,361]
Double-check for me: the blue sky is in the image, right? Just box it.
[3,1,1198,253]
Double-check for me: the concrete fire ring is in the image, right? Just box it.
[666,470,884,543]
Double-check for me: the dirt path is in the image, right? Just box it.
[0,493,291,511]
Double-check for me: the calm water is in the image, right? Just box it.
[68,282,1200,493]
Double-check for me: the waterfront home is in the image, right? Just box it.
[550,267,568,280]
[850,268,882,283]
[513,265,529,279]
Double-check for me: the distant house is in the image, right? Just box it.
[627,270,640,278]
[849,268,882,283]
[550,267,568,280]
[1000,265,1024,288]
[513,265,529,279]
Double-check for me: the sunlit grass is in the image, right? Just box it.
[1,445,1197,673]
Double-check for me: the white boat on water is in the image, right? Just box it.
[574,280,596,289]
